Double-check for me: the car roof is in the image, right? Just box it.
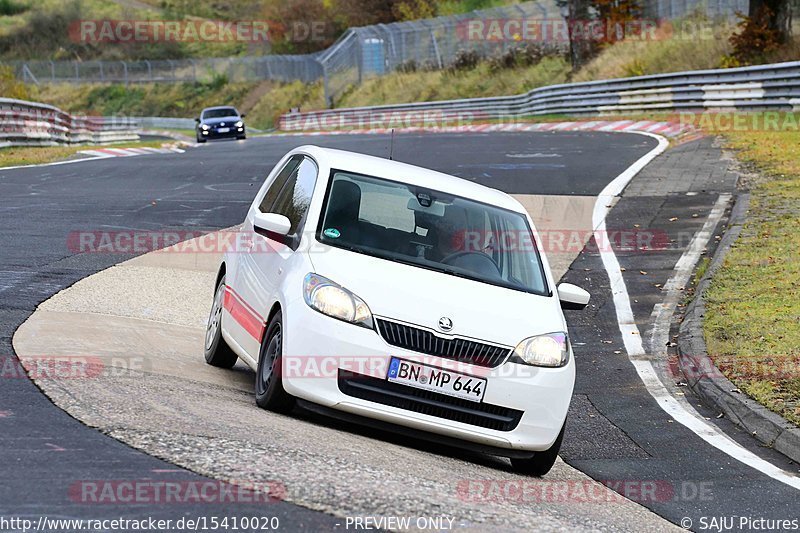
[202,106,239,113]
[296,145,526,214]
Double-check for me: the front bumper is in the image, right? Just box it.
[199,126,245,139]
[282,298,575,452]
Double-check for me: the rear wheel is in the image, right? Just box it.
[255,313,295,413]
[204,276,238,368]
[510,420,566,477]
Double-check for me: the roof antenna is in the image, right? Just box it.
[389,129,395,161]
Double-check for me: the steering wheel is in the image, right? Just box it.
[440,251,501,276]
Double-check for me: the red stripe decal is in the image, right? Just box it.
[223,289,265,341]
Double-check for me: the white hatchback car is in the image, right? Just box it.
[205,145,590,475]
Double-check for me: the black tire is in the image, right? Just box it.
[510,420,566,477]
[196,134,206,143]
[237,134,246,140]
[255,313,295,413]
[204,276,238,368]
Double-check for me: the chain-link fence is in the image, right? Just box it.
[6,1,565,105]
[318,1,564,105]
[639,0,749,19]
[5,0,756,106]
[12,55,323,85]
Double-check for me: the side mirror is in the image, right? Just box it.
[254,212,291,238]
[240,113,246,118]
[558,283,590,311]
[195,117,201,123]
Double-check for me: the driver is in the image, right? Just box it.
[431,205,472,260]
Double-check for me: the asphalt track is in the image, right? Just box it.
[1,132,798,531]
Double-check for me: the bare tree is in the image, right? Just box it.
[558,0,596,70]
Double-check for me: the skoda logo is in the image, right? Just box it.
[437,317,453,332]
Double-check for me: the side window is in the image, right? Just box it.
[258,155,303,213]
[264,157,318,248]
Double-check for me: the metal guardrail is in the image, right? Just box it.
[0,98,139,148]
[136,117,197,130]
[279,60,800,130]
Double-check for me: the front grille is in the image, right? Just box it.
[375,318,511,368]
[338,370,523,432]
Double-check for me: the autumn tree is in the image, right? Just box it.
[731,0,793,63]
[748,0,793,41]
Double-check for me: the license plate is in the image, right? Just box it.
[217,127,230,133]
[387,357,486,402]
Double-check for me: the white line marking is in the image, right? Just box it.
[595,133,800,490]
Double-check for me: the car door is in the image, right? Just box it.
[233,155,319,358]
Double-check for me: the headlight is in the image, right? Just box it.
[303,273,373,329]
[511,332,569,367]
[234,120,244,128]
[201,124,210,130]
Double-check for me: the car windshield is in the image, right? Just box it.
[317,170,549,295]
[203,108,238,119]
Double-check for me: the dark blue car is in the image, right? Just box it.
[196,106,246,142]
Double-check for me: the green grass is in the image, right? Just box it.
[572,23,736,81]
[704,127,800,427]
[336,57,571,108]
[32,80,258,118]
[0,140,171,168]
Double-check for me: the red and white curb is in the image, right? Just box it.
[277,120,703,143]
[78,146,185,159]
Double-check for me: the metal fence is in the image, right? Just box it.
[639,0,749,19]
[6,1,563,106]
[279,60,800,130]
[6,0,758,106]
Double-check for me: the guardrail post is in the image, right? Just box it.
[74,61,79,82]
[49,60,55,82]
[121,61,128,86]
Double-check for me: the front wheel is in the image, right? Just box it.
[255,313,295,413]
[510,420,566,477]
[204,276,238,368]
[196,134,206,143]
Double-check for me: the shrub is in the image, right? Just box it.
[487,43,555,72]
[448,49,481,71]
[730,8,783,64]
[0,0,26,16]
[0,65,29,100]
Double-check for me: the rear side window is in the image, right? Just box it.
[258,156,318,249]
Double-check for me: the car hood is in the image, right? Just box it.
[203,117,240,126]
[308,246,565,347]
